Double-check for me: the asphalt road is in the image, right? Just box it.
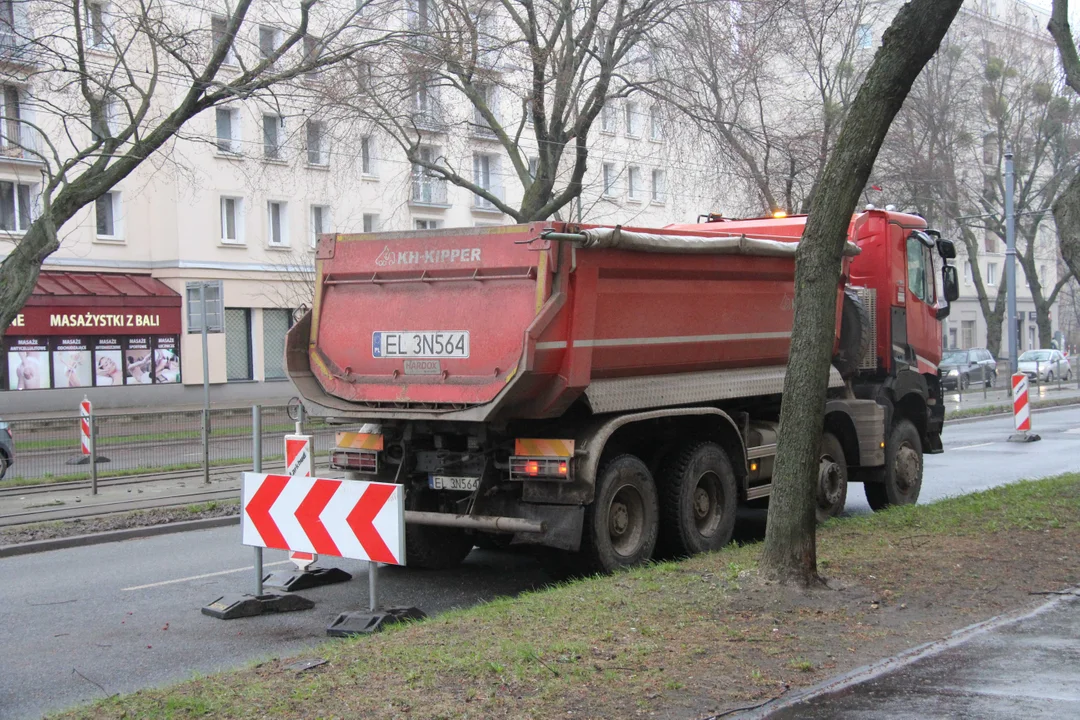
[4,406,1080,720]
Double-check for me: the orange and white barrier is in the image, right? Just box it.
[80,397,91,455]
[1012,373,1030,432]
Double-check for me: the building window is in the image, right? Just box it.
[948,328,958,349]
[649,105,661,141]
[651,169,666,203]
[1,85,22,156]
[224,308,253,381]
[215,107,240,154]
[961,320,975,349]
[415,218,440,230]
[601,103,616,134]
[472,84,497,136]
[528,156,539,180]
[411,145,448,205]
[310,204,329,247]
[262,308,292,380]
[986,262,998,285]
[363,213,378,233]
[602,162,616,197]
[306,120,327,165]
[85,2,107,48]
[473,153,499,209]
[360,136,374,175]
[267,200,288,247]
[856,24,873,49]
[964,261,972,284]
[258,25,278,60]
[210,15,236,64]
[627,166,641,200]
[262,114,282,160]
[95,191,120,238]
[220,196,244,244]
[1040,264,1047,281]
[303,34,322,80]
[0,180,32,232]
[625,101,640,137]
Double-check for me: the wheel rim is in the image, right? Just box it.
[893,442,920,494]
[818,455,843,508]
[690,471,724,538]
[607,483,646,557]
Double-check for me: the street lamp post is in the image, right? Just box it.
[1005,147,1018,377]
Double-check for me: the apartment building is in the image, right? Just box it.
[0,0,725,412]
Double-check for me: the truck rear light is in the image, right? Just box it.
[510,457,570,480]
[330,449,378,474]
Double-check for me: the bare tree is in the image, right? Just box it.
[1050,0,1080,287]
[665,0,886,215]
[320,0,679,222]
[878,8,1078,354]
[761,0,963,587]
[0,0,396,334]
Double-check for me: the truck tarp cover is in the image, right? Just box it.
[578,227,861,257]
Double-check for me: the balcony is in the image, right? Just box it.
[411,109,447,132]
[410,175,449,206]
[0,31,40,68]
[0,123,41,164]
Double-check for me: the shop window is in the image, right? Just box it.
[225,308,253,381]
[263,308,292,380]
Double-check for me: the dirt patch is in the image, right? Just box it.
[57,475,1080,720]
[0,501,239,546]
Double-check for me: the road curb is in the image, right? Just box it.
[735,587,1080,719]
[944,398,1080,425]
[0,514,240,558]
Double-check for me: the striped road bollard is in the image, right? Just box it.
[80,397,91,457]
[1007,373,1041,443]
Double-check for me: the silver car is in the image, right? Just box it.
[1017,349,1072,383]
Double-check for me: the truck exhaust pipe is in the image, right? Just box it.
[404,511,545,535]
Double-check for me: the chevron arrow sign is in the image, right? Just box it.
[241,473,406,566]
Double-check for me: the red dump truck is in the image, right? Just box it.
[286,210,959,573]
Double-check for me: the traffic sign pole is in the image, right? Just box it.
[253,404,263,597]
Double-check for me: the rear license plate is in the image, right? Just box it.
[429,475,480,492]
[373,331,469,359]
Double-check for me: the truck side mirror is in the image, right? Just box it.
[942,264,959,302]
[936,238,957,260]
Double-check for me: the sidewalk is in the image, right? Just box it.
[758,590,1080,719]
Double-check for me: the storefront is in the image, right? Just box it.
[2,272,182,392]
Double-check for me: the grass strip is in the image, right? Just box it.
[54,473,1080,720]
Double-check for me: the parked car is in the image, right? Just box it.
[1017,349,1072,383]
[0,419,12,479]
[940,348,997,390]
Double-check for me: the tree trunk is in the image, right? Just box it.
[761,0,964,586]
[1055,173,1080,286]
[986,308,1004,359]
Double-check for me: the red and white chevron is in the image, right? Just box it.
[242,473,405,565]
[80,398,91,456]
[1012,373,1030,432]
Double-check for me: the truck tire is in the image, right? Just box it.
[404,489,474,570]
[865,419,922,511]
[817,433,848,522]
[657,442,737,557]
[579,454,659,574]
[833,288,871,379]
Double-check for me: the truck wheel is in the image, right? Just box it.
[817,433,848,522]
[579,455,659,574]
[658,442,737,557]
[404,490,474,570]
[865,419,922,511]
